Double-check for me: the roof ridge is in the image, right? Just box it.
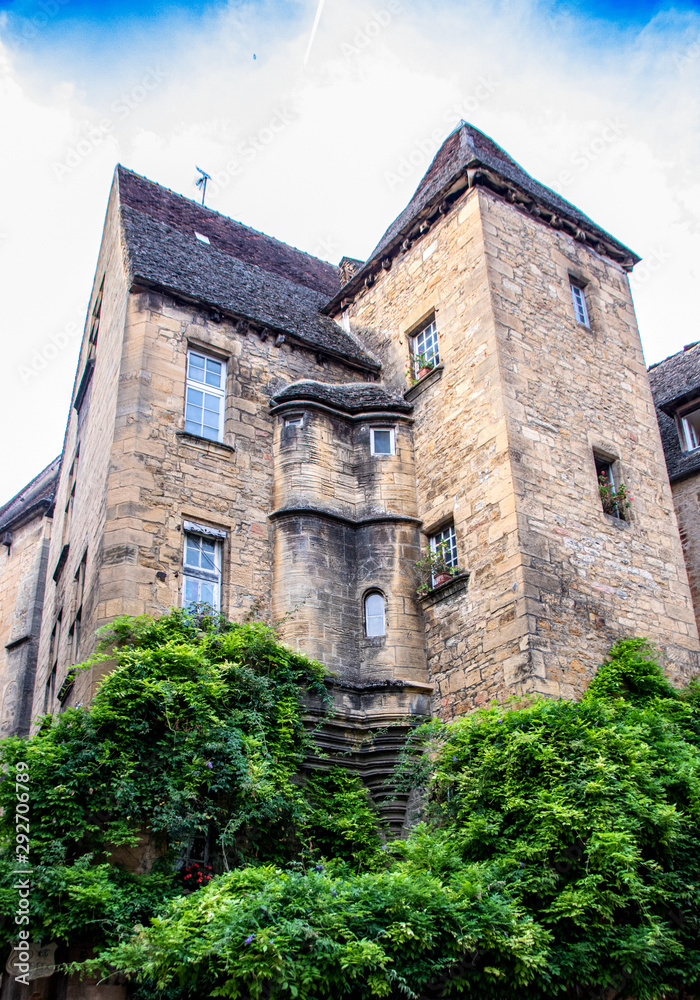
[0,456,60,521]
[115,165,339,281]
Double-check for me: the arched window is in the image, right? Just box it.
[364,591,386,637]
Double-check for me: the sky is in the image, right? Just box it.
[0,0,699,502]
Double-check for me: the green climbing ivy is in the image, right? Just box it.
[0,609,381,955]
[83,638,700,1000]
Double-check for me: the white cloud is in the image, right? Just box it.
[0,0,699,500]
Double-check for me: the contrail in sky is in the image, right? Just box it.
[303,0,327,65]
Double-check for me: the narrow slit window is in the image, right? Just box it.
[185,350,225,442]
[570,281,590,327]
[364,592,386,637]
[183,532,222,610]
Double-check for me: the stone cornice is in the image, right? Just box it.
[268,505,422,528]
[324,164,640,317]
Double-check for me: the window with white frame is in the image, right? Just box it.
[570,280,590,327]
[370,427,395,455]
[678,405,700,452]
[411,316,439,375]
[429,523,458,586]
[184,350,225,442]
[182,530,222,610]
[364,592,386,637]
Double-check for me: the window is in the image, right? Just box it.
[364,592,386,637]
[594,453,628,520]
[678,405,700,452]
[411,316,439,375]
[183,531,222,610]
[594,454,615,489]
[44,613,62,711]
[570,280,590,327]
[284,415,304,429]
[69,552,86,664]
[429,523,458,587]
[370,427,395,455]
[87,280,103,363]
[184,350,225,442]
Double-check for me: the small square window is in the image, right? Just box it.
[370,427,395,455]
[411,316,439,376]
[679,406,700,452]
[570,280,590,327]
[284,415,304,429]
[183,532,222,610]
[185,350,225,442]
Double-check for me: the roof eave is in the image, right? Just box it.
[129,277,381,374]
[323,161,641,317]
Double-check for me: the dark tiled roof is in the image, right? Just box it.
[0,457,60,533]
[326,122,640,312]
[118,167,339,297]
[649,344,700,482]
[271,380,412,414]
[117,168,379,373]
[369,123,639,264]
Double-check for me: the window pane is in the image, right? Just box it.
[682,409,700,451]
[204,358,223,388]
[571,284,589,326]
[188,353,206,382]
[372,429,393,455]
[431,525,457,567]
[365,593,386,637]
[414,318,439,368]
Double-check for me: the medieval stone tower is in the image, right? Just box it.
[1,122,697,762]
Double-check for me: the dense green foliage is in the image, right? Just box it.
[88,638,700,999]
[2,618,700,999]
[0,610,381,953]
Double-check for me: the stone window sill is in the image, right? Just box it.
[604,513,630,529]
[404,364,444,401]
[419,572,469,608]
[176,431,236,454]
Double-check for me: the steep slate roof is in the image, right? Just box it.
[271,380,412,414]
[0,458,60,534]
[117,167,379,373]
[326,122,640,313]
[648,343,700,483]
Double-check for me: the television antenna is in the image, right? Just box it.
[195,166,212,206]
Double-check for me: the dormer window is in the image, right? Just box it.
[678,404,700,452]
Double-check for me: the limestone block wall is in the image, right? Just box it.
[0,515,52,735]
[671,473,700,638]
[32,247,375,724]
[480,187,700,692]
[342,187,527,718]
[32,182,131,722]
[270,402,426,684]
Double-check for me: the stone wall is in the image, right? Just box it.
[0,515,52,735]
[340,183,700,717]
[481,187,699,692]
[671,473,700,638]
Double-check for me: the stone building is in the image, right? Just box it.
[1,121,698,762]
[0,459,59,739]
[649,342,700,638]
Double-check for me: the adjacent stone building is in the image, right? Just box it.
[0,459,59,739]
[2,122,699,759]
[649,342,700,638]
